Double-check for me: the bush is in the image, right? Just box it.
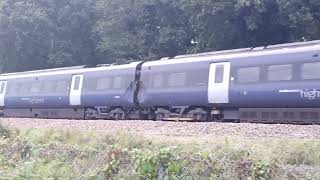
[0,128,319,179]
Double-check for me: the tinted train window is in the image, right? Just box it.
[113,76,122,89]
[153,74,164,88]
[42,81,56,93]
[73,77,81,90]
[30,82,41,93]
[168,73,186,87]
[0,82,5,94]
[56,81,67,92]
[83,78,96,91]
[215,65,224,83]
[7,83,19,95]
[268,64,292,81]
[188,70,208,87]
[20,83,31,94]
[302,62,320,80]
[97,78,112,90]
[237,67,260,84]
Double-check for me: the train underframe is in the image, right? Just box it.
[84,106,214,121]
[2,106,320,124]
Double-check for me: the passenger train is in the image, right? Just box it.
[0,40,320,124]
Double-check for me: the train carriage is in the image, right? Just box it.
[0,67,81,119]
[138,40,320,123]
[0,40,320,124]
[0,62,142,120]
[81,62,142,120]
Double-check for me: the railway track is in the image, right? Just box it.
[1,118,320,139]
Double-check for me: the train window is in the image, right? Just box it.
[42,81,56,93]
[83,78,96,91]
[97,78,112,90]
[215,65,224,83]
[20,83,31,94]
[237,67,260,84]
[0,82,5,94]
[30,82,41,93]
[146,75,153,88]
[56,81,67,92]
[268,64,292,81]
[113,76,122,89]
[188,70,208,87]
[168,73,186,87]
[7,83,19,96]
[73,77,81,91]
[152,74,164,88]
[302,62,320,80]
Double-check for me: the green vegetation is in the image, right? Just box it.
[0,125,320,179]
[0,0,319,72]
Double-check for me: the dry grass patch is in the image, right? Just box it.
[0,125,319,179]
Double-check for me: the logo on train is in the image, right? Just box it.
[279,89,320,100]
[300,89,320,100]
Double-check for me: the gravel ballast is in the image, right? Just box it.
[1,118,320,139]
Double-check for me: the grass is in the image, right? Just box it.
[0,124,320,179]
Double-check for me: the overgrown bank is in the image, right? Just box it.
[0,124,319,179]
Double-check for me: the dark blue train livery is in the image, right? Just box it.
[0,40,320,124]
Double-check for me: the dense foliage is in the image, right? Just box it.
[0,0,319,72]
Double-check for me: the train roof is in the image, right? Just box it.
[144,40,320,66]
[0,62,141,80]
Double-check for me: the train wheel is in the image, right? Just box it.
[195,114,203,121]
[211,114,224,122]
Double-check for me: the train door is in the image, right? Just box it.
[0,81,7,106]
[69,75,83,106]
[208,62,231,104]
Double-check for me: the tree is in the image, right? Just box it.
[185,0,320,53]
[94,0,193,62]
[0,0,319,72]
[0,0,99,72]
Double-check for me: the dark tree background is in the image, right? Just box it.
[0,0,319,72]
